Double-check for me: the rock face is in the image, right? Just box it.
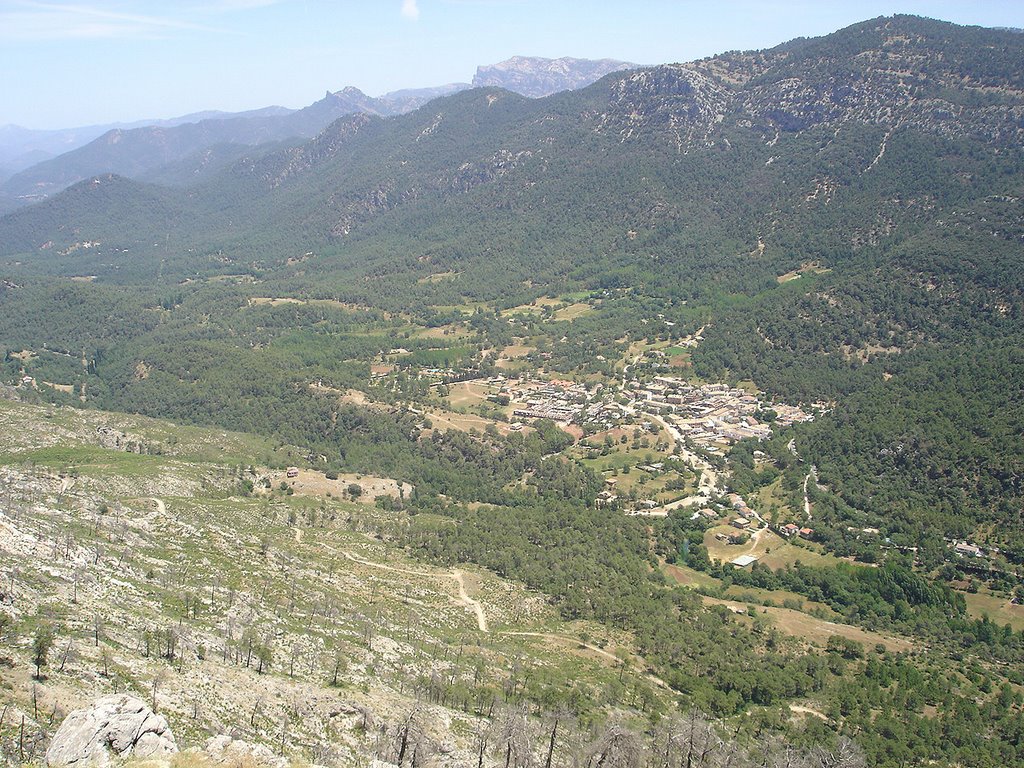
[45,695,178,767]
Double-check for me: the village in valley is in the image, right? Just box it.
[373,314,834,574]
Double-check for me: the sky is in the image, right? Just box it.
[1,0,1022,130]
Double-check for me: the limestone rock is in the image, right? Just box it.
[45,695,177,767]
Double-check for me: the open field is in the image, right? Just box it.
[963,589,1024,631]
[662,562,837,614]
[662,562,718,589]
[445,380,491,409]
[411,323,473,340]
[704,525,846,570]
[269,467,412,503]
[756,539,847,569]
[247,297,378,314]
[499,298,595,323]
[420,406,521,436]
[551,302,595,322]
[776,262,831,284]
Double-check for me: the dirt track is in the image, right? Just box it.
[343,551,489,632]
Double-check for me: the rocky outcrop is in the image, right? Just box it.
[45,695,177,767]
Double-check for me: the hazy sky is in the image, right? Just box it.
[2,0,1022,129]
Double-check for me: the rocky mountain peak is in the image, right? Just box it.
[472,55,636,97]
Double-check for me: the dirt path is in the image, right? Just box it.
[342,550,434,578]
[342,551,490,631]
[738,527,766,556]
[454,569,488,631]
[293,526,303,543]
[789,704,829,721]
[503,631,620,662]
[503,631,670,690]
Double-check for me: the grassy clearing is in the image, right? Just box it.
[551,302,595,322]
[752,476,795,523]
[411,323,472,340]
[704,526,845,570]
[757,540,848,570]
[662,563,718,589]
[703,598,914,652]
[423,407,520,436]
[776,262,831,284]
[446,381,491,409]
[416,271,460,284]
[963,589,1024,631]
[664,563,837,616]
[500,343,535,358]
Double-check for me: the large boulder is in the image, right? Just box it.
[45,694,177,767]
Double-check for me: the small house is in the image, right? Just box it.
[730,554,758,568]
[954,542,984,558]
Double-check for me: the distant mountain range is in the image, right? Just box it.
[0,56,636,212]
[471,56,635,97]
[0,106,293,175]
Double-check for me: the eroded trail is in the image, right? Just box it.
[454,569,488,632]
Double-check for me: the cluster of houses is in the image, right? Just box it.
[495,378,588,422]
[779,522,815,540]
[631,378,813,450]
[494,376,628,429]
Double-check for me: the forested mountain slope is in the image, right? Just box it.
[3,16,1024,766]
[1,15,1022,545]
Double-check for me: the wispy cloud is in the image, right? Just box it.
[0,1,223,40]
[208,0,283,10]
[400,0,420,21]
